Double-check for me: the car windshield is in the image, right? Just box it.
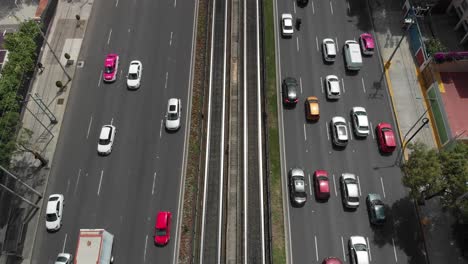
[168,112,178,120]
[105,66,114,74]
[99,138,110,145]
[359,125,369,131]
[56,256,68,262]
[156,228,167,236]
[381,127,392,132]
[349,196,359,202]
[284,24,293,30]
[46,213,57,222]
[128,73,138,80]
[317,176,328,182]
[354,243,367,251]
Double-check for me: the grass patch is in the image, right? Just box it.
[263,0,286,262]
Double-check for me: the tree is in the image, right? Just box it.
[424,38,448,57]
[16,128,48,167]
[402,142,443,201]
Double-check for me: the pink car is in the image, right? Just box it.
[359,33,375,55]
[103,54,119,82]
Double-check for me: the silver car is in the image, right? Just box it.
[288,168,307,206]
[331,116,348,147]
[326,75,341,100]
[351,106,369,137]
[340,173,359,208]
[165,98,182,131]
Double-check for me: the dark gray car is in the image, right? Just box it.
[366,193,386,225]
[282,77,298,106]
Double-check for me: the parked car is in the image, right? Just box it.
[97,125,116,155]
[376,122,396,153]
[366,193,386,225]
[289,168,307,206]
[46,194,64,231]
[282,77,298,106]
[331,116,348,147]
[340,173,359,208]
[281,14,294,37]
[154,211,172,246]
[351,107,370,137]
[322,38,337,62]
[305,96,320,121]
[313,170,330,200]
[349,236,370,264]
[325,75,340,100]
[127,60,142,89]
[359,33,375,55]
[103,54,119,82]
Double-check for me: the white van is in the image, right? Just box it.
[344,40,363,71]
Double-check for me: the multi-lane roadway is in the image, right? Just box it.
[32,0,197,263]
[275,0,426,263]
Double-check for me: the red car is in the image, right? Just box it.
[103,54,119,82]
[313,170,330,200]
[359,33,375,55]
[154,211,172,246]
[322,257,343,264]
[376,122,396,153]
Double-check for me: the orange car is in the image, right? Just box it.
[305,96,319,120]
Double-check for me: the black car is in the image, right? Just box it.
[297,0,309,7]
[282,77,298,106]
[289,168,307,206]
[366,193,386,225]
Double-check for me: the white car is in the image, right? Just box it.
[325,75,340,100]
[46,194,64,231]
[281,14,294,37]
[127,60,142,89]
[97,125,116,155]
[340,173,359,208]
[331,116,348,147]
[55,253,73,264]
[165,98,182,131]
[349,236,370,264]
[322,38,337,62]
[351,107,369,137]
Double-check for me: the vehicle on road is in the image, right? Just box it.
[103,54,119,82]
[282,77,298,106]
[154,211,172,246]
[366,193,386,225]
[305,96,319,121]
[97,125,116,155]
[322,257,343,264]
[45,194,64,231]
[127,60,142,89]
[165,98,182,131]
[297,0,309,7]
[359,33,375,56]
[344,40,363,71]
[325,75,341,100]
[54,253,72,264]
[331,116,348,147]
[288,168,307,206]
[376,122,396,153]
[322,38,337,62]
[340,173,359,208]
[75,229,114,264]
[349,236,370,264]
[281,14,294,37]
[313,170,330,200]
[351,107,369,137]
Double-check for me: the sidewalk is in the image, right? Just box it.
[369,0,467,263]
[0,0,94,263]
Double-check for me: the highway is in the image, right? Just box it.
[274,0,426,263]
[31,0,197,263]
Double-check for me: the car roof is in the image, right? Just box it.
[294,179,305,192]
[356,115,369,127]
[156,211,171,229]
[356,251,370,264]
[360,33,375,48]
[46,198,59,214]
[168,98,179,112]
[99,126,113,140]
[328,78,340,92]
[324,41,337,53]
[129,64,139,74]
[105,54,117,66]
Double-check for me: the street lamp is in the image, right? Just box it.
[395,117,430,166]
[385,17,415,69]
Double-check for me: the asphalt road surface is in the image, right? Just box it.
[275,0,426,263]
[31,0,196,263]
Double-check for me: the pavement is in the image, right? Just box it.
[369,0,468,263]
[0,0,94,263]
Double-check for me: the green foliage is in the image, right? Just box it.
[0,20,40,167]
[425,38,448,57]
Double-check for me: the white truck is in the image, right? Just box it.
[74,229,114,264]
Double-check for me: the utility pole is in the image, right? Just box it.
[395,117,430,166]
[385,17,415,69]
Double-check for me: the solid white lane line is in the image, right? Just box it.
[347,1,351,12]
[86,116,93,139]
[316,36,319,52]
[312,1,315,14]
[299,77,303,94]
[332,174,337,196]
[348,122,353,140]
[97,170,104,195]
[303,123,307,141]
[98,70,103,86]
[296,37,299,51]
[361,77,366,93]
[314,236,319,261]
[330,1,334,14]
[341,236,347,261]
[66,179,70,194]
[115,0,119,7]
[107,29,112,45]
[367,237,372,261]
[326,122,330,140]
[243,0,248,261]
[74,169,81,195]
[308,174,313,196]
[170,32,173,46]
[320,76,324,93]
[370,121,375,139]
[380,177,386,198]
[174,0,177,7]
[165,72,169,89]
[62,233,68,253]
[357,175,362,196]
[293,1,296,13]
[152,172,157,195]
[144,235,148,262]
[341,78,345,93]
[160,120,163,138]
[392,238,398,262]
